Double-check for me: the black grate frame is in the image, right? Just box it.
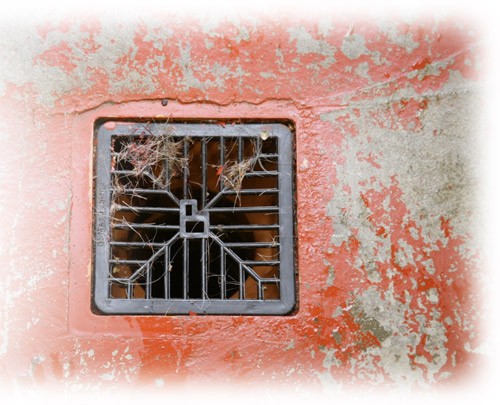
[93,121,295,315]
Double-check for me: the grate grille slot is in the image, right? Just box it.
[93,121,295,315]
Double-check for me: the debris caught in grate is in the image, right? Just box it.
[93,121,295,315]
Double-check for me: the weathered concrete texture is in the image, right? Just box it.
[0,13,483,394]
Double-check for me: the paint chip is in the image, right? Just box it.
[426,288,439,304]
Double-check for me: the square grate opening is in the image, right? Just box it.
[93,120,296,315]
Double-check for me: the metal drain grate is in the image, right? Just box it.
[93,121,295,315]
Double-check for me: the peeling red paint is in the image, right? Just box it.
[412,57,432,70]
[36,42,78,72]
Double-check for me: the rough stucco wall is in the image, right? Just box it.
[0,9,487,399]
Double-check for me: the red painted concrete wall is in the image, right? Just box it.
[0,8,489,400]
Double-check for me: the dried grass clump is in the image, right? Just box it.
[222,156,256,193]
[221,139,261,195]
[115,134,187,190]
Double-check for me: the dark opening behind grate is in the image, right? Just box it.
[93,121,295,315]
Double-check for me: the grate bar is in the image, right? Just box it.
[112,223,179,230]
[201,138,207,208]
[242,260,280,266]
[183,238,189,299]
[114,206,180,213]
[110,259,148,264]
[257,153,279,159]
[120,188,181,195]
[201,238,207,298]
[220,244,226,299]
[207,206,279,213]
[183,138,189,199]
[219,188,278,195]
[219,135,225,193]
[238,137,244,162]
[239,264,244,299]
[223,242,279,248]
[261,278,281,283]
[110,241,165,247]
[164,245,170,299]
[243,171,278,177]
[210,224,279,231]
[204,188,278,210]
[145,263,151,299]
[111,169,161,176]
